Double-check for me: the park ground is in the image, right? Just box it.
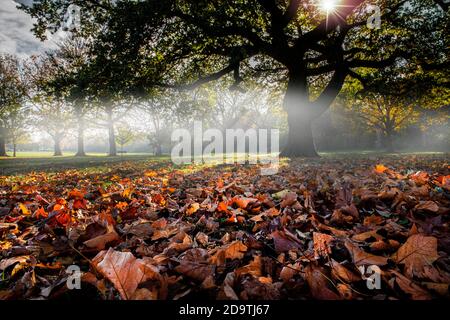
[0,152,449,300]
[0,151,447,176]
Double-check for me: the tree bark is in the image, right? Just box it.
[54,134,63,156]
[154,143,162,156]
[107,109,117,156]
[281,70,319,158]
[0,127,7,157]
[13,143,16,157]
[75,113,86,157]
[384,131,395,153]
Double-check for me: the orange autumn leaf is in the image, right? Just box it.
[34,207,48,219]
[116,202,128,210]
[185,202,200,216]
[152,194,166,206]
[410,171,429,185]
[374,164,388,174]
[313,232,334,259]
[68,189,85,199]
[217,201,228,213]
[122,188,134,199]
[144,170,158,178]
[73,198,88,210]
[55,211,71,227]
[232,197,257,209]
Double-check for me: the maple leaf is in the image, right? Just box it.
[392,234,440,278]
[92,248,160,300]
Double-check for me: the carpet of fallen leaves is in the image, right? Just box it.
[0,155,449,300]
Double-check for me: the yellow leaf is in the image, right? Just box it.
[18,203,30,215]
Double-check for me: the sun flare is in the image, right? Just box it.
[320,0,339,12]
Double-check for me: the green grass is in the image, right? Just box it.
[0,151,152,158]
[0,152,169,176]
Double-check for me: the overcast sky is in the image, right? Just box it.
[0,0,56,58]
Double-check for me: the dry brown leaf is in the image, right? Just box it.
[305,264,341,300]
[236,255,262,277]
[92,248,160,300]
[392,234,440,278]
[391,271,432,300]
[271,229,303,253]
[175,248,215,282]
[209,241,248,265]
[345,240,388,266]
[414,201,439,213]
[83,225,120,251]
[330,259,360,283]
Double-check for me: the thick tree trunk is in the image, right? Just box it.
[0,138,7,157]
[154,143,162,156]
[281,71,319,158]
[75,114,86,157]
[107,110,117,156]
[282,112,318,157]
[54,135,63,156]
[384,131,395,153]
[0,127,7,157]
[13,143,16,157]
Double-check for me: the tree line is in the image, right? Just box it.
[0,0,449,157]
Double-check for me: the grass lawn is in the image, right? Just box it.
[0,152,168,176]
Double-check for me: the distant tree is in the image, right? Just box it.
[0,54,27,157]
[25,56,72,156]
[115,125,136,154]
[343,93,420,152]
[5,106,30,157]
[32,97,71,156]
[46,37,92,157]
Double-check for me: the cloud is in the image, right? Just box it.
[0,0,55,58]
